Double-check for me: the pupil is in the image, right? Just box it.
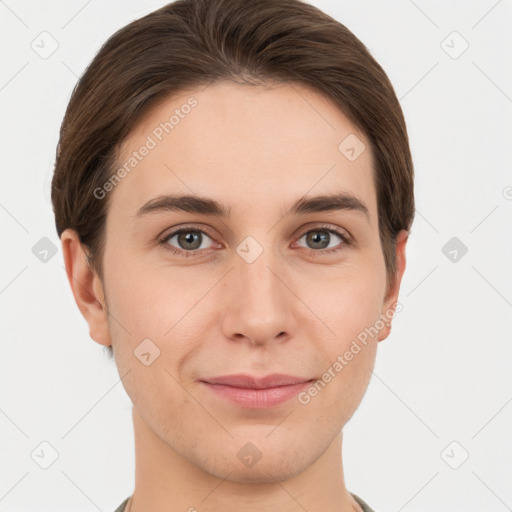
[179,231,201,250]
[307,230,329,249]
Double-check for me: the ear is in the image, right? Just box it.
[60,229,112,347]
[377,229,409,342]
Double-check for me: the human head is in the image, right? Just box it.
[52,0,414,487]
[52,1,414,361]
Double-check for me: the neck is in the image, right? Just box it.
[128,407,362,512]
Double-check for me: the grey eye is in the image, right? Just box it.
[165,230,213,251]
[298,229,343,250]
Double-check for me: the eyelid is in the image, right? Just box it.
[159,223,217,241]
[292,223,352,253]
[158,222,352,257]
[158,224,219,248]
[296,222,351,241]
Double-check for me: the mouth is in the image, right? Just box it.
[199,373,315,409]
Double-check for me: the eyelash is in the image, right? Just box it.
[158,224,352,258]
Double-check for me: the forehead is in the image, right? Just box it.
[112,81,377,223]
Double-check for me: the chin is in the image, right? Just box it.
[198,440,315,484]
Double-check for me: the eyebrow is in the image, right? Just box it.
[134,192,370,221]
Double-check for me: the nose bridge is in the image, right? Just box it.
[221,239,294,344]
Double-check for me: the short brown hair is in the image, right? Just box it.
[52,0,415,355]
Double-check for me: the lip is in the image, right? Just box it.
[200,373,314,409]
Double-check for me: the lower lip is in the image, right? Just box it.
[201,381,312,409]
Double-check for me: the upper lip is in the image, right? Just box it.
[201,374,313,389]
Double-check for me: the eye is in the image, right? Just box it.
[295,225,351,255]
[160,227,216,257]
[158,224,351,259]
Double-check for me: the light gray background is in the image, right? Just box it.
[1,1,511,511]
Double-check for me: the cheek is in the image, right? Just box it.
[302,260,385,340]
[103,256,213,400]
[104,247,202,341]
[298,266,382,398]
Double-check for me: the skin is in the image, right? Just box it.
[61,81,408,512]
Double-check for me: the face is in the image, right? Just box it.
[75,81,406,483]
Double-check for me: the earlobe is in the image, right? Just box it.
[378,229,409,342]
[60,229,112,347]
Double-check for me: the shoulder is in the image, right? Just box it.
[351,492,377,512]
[113,496,130,512]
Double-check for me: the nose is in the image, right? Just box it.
[220,247,297,347]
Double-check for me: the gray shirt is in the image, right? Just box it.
[114,492,376,512]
